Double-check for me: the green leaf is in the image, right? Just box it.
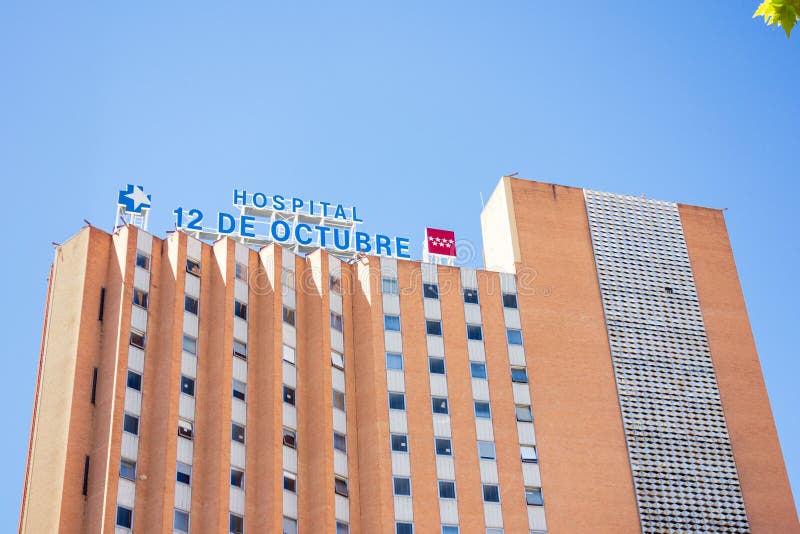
[753,0,800,37]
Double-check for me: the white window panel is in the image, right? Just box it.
[528,506,547,531]
[426,335,444,357]
[507,345,526,367]
[174,482,191,511]
[330,292,343,314]
[178,395,195,421]
[517,422,536,445]
[229,487,245,515]
[484,503,504,528]
[332,368,345,392]
[283,405,297,429]
[464,303,482,325]
[421,263,438,283]
[460,268,478,289]
[331,329,344,353]
[128,346,145,374]
[499,273,516,293]
[471,379,490,401]
[234,317,248,343]
[389,410,408,434]
[429,375,448,397]
[283,361,297,388]
[467,340,485,361]
[186,237,202,261]
[232,399,247,425]
[230,442,246,469]
[423,299,441,320]
[283,490,298,519]
[384,331,403,353]
[380,257,398,277]
[183,312,198,337]
[382,295,400,315]
[475,419,494,442]
[328,255,342,275]
[283,287,296,309]
[124,389,142,416]
[131,306,148,333]
[137,230,153,251]
[185,273,200,298]
[512,383,531,405]
[176,437,193,464]
[480,459,499,483]
[181,354,197,379]
[439,500,459,525]
[133,267,150,292]
[334,450,348,477]
[522,463,542,487]
[503,308,521,329]
[391,452,411,476]
[117,478,136,507]
[333,409,347,434]
[432,415,451,438]
[283,445,298,472]
[121,433,139,460]
[232,358,247,383]
[386,370,405,392]
[282,248,295,271]
[435,456,455,479]
[115,527,129,534]
[335,494,350,522]
[235,243,250,264]
[234,279,248,302]
[394,496,414,521]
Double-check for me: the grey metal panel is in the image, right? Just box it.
[584,190,749,533]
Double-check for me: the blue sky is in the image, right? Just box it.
[1,1,797,526]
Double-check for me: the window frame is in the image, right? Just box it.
[123,413,139,436]
[428,357,446,375]
[438,480,456,500]
[482,483,501,503]
[126,370,142,392]
[232,379,246,402]
[466,324,483,341]
[283,385,296,406]
[333,431,347,453]
[330,311,343,332]
[506,328,523,345]
[470,361,487,379]
[186,258,201,276]
[135,251,150,271]
[382,277,399,295]
[384,314,401,332]
[388,391,406,411]
[386,352,404,371]
[181,375,195,397]
[231,467,245,488]
[425,320,443,336]
[116,505,133,529]
[431,396,449,415]
[477,440,496,460]
[515,404,533,422]
[184,294,199,315]
[423,283,439,299]
[176,461,192,485]
[390,433,409,453]
[474,401,492,419]
[334,476,349,497]
[132,288,149,309]
[502,293,518,309]
[283,305,296,326]
[510,367,529,383]
[393,476,412,496]
[120,458,137,481]
[463,288,479,304]
[435,437,453,456]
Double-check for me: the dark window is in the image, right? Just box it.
[396,523,413,534]
[120,459,136,480]
[329,275,342,294]
[511,367,528,383]
[432,397,449,415]
[435,438,452,456]
[82,455,89,496]
[482,484,500,503]
[284,473,297,492]
[186,258,201,276]
[393,476,411,496]
[283,386,296,406]
[231,468,244,488]
[515,405,533,422]
[184,295,199,315]
[426,320,442,336]
[502,293,517,309]
[442,526,459,534]
[233,339,247,360]
[334,431,347,452]
[178,420,193,440]
[388,392,406,410]
[283,306,296,326]
[283,428,297,448]
[428,357,445,375]
[174,509,190,532]
[463,288,479,304]
[130,330,145,349]
[127,370,142,391]
[384,314,401,331]
[133,288,149,309]
[98,287,106,321]
[176,462,191,485]
[123,414,139,435]
[135,251,150,271]
[330,311,343,332]
[181,375,195,396]
[333,390,346,411]
[391,433,408,452]
[336,521,349,534]
[235,262,248,281]
[90,367,98,404]
[423,283,439,299]
[386,352,403,370]
[229,513,244,534]
[438,480,456,499]
[474,401,491,419]
[665,287,674,294]
[525,487,544,506]
[232,423,246,444]
[466,324,483,341]
[116,506,133,528]
[334,476,349,497]
[232,379,246,401]
[234,300,247,320]
[470,362,487,379]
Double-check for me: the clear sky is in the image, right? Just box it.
[1,1,797,527]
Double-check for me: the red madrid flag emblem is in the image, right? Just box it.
[425,228,457,257]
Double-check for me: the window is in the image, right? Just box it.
[486,529,504,534]
[386,352,403,370]
[382,277,398,295]
[283,428,297,448]
[284,471,297,492]
[235,262,248,281]
[132,288,149,309]
[521,445,538,463]
[176,462,192,485]
[135,251,150,271]
[336,522,350,534]
[233,379,246,401]
[384,314,401,331]
[470,362,487,379]
[283,517,298,534]
[466,324,483,341]
[334,431,347,452]
[506,328,523,345]
[130,329,145,349]
[282,344,295,364]
[178,419,193,440]
[231,468,244,488]
[393,476,411,496]
[388,392,406,410]
[391,433,408,452]
[475,441,496,462]
[515,405,533,422]
[229,513,244,534]
[234,300,247,320]
[329,274,342,294]
[232,423,246,443]
[432,397,449,415]
[182,334,197,355]
[331,350,345,369]
[502,293,517,309]
[120,459,136,480]
[126,370,142,391]
[463,288,479,304]
[435,438,452,456]
[525,487,544,506]
[181,375,195,396]
[116,505,133,528]
[174,509,190,532]
[233,339,247,360]
[396,523,413,534]
[423,283,439,299]
[443,526,459,534]
[330,311,343,332]
[511,367,528,383]
[438,480,456,499]
[333,389,346,411]
[283,385,296,406]
[428,357,445,375]
[334,476,349,497]
[283,306,296,326]
[482,484,500,503]
[123,413,139,435]
[426,320,442,336]
[474,401,491,419]
[186,258,201,276]
[184,295,199,315]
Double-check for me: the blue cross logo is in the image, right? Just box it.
[118,185,151,213]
